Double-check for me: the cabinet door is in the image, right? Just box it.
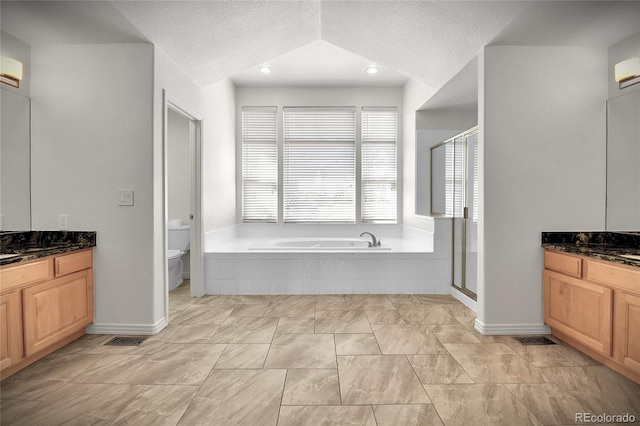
[23,270,93,356]
[614,291,640,374]
[544,270,613,356]
[0,291,24,370]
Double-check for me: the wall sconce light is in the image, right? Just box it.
[614,57,640,89]
[1,56,24,88]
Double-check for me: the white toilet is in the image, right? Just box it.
[168,220,190,290]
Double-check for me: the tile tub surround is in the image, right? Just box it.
[542,231,640,268]
[0,230,97,265]
[205,224,451,295]
[2,285,640,426]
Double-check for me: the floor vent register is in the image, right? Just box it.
[104,336,148,346]
[513,336,556,345]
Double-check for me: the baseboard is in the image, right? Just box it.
[450,287,477,312]
[86,317,168,336]
[474,319,551,336]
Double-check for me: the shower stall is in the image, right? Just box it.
[431,127,478,299]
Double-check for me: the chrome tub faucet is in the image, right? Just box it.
[360,232,381,247]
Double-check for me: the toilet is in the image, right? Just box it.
[168,220,190,290]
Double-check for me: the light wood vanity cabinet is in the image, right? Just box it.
[0,249,94,380]
[544,249,640,383]
[0,290,23,371]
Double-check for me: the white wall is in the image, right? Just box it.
[30,43,156,331]
[401,79,436,229]
[153,46,207,314]
[477,45,608,334]
[167,108,191,224]
[414,108,478,217]
[234,85,404,223]
[1,32,32,231]
[203,78,237,232]
[606,31,640,231]
[1,31,31,97]
[608,31,640,99]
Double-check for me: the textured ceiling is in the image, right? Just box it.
[230,40,409,87]
[3,1,639,91]
[111,0,527,88]
[0,1,147,46]
[491,1,640,48]
[320,1,526,88]
[112,0,322,88]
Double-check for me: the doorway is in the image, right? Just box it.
[164,92,204,321]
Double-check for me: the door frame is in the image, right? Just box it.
[163,90,205,321]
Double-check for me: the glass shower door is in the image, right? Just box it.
[451,127,477,300]
[464,131,478,296]
[452,135,464,292]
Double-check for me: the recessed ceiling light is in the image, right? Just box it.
[366,66,379,74]
[259,66,272,74]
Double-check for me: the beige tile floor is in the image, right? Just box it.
[2,282,639,425]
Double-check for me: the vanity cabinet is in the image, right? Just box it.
[544,269,613,356]
[0,290,23,370]
[0,249,94,380]
[614,292,640,374]
[544,249,640,383]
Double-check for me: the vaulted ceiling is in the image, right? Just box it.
[110,0,526,88]
[2,1,639,91]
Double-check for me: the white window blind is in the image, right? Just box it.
[283,108,356,223]
[471,132,479,223]
[361,108,397,223]
[453,136,464,218]
[241,107,277,222]
[444,139,464,218]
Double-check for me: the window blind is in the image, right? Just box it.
[453,136,464,218]
[283,108,356,223]
[471,133,479,223]
[241,107,277,222]
[444,138,464,218]
[361,108,397,223]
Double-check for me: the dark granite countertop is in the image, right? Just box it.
[542,231,640,268]
[0,231,96,266]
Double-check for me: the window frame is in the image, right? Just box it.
[239,105,400,224]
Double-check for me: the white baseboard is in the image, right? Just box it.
[450,287,477,312]
[474,318,551,336]
[86,317,168,336]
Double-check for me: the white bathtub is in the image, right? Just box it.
[250,238,390,251]
[205,223,451,295]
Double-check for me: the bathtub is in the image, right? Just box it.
[250,238,390,251]
[205,223,451,295]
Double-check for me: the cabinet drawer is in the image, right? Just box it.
[0,258,53,291]
[55,249,93,276]
[585,259,640,295]
[544,250,582,278]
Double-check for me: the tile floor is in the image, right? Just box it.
[1,282,639,425]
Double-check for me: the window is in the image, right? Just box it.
[241,106,398,223]
[241,107,277,222]
[361,108,397,223]
[283,108,356,223]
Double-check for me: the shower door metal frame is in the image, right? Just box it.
[452,127,478,301]
[430,127,478,300]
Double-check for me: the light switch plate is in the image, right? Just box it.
[58,214,68,230]
[119,190,134,206]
